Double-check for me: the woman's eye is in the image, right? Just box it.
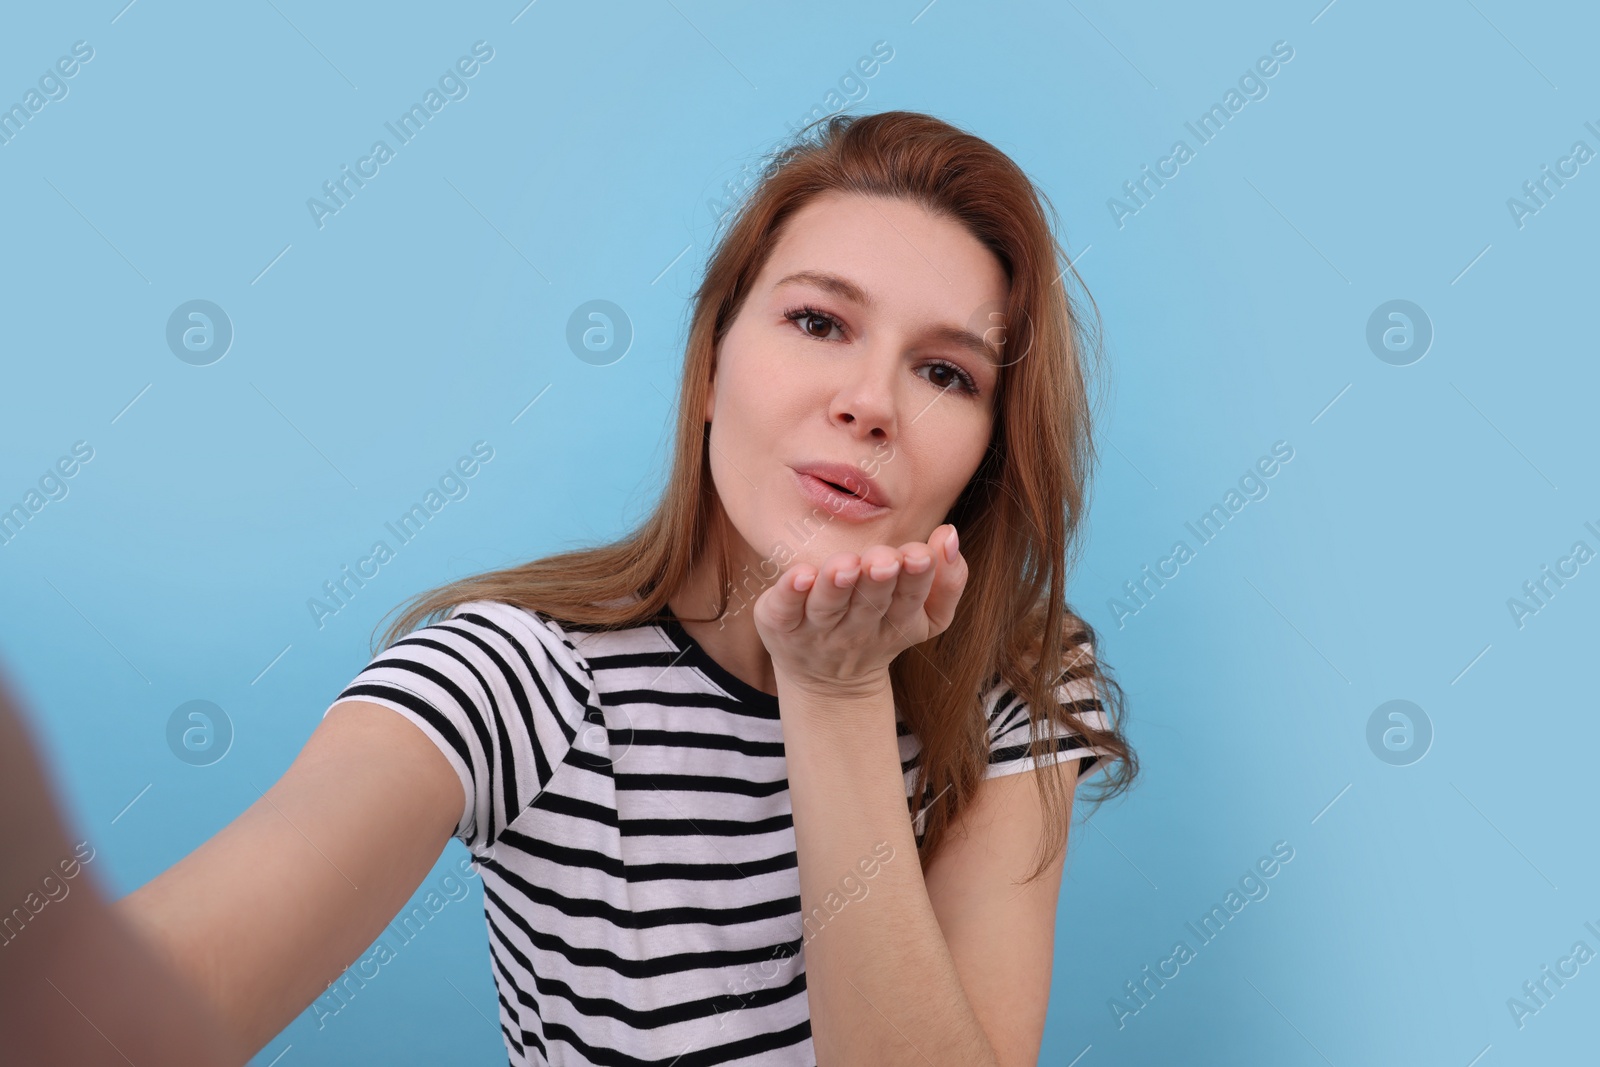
[801,314,834,339]
[785,307,844,341]
[923,362,979,395]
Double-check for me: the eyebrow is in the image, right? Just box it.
[772,270,999,366]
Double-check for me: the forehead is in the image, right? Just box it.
[760,192,1009,323]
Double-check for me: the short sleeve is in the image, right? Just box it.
[983,642,1116,786]
[322,599,599,853]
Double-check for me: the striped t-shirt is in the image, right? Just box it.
[323,598,1112,1066]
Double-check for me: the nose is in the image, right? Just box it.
[828,347,898,441]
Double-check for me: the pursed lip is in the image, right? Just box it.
[789,461,889,507]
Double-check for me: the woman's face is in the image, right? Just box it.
[704,190,1008,574]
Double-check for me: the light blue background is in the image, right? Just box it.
[3,1,1596,1063]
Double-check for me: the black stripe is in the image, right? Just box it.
[608,686,778,722]
[611,771,790,798]
[436,620,542,831]
[585,648,681,671]
[402,632,517,843]
[494,823,798,883]
[491,947,546,1062]
[615,727,786,759]
[988,732,1091,765]
[485,908,811,1048]
[494,991,525,1058]
[478,857,801,931]
[480,882,807,982]
[527,789,796,839]
[988,694,1028,739]
[455,610,592,792]
[460,609,594,708]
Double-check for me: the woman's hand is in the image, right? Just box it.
[753,523,968,698]
[0,662,243,1065]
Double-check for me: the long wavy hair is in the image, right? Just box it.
[373,109,1138,881]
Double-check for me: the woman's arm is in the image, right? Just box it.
[113,698,465,1060]
[753,531,1068,1065]
[0,665,237,1064]
[777,677,1013,1066]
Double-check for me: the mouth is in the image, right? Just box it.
[790,463,889,508]
[789,464,890,521]
[817,477,864,499]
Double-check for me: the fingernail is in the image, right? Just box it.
[869,561,898,581]
[834,567,860,588]
[793,571,815,592]
[943,527,959,564]
[904,552,931,573]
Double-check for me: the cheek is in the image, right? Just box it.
[718,373,785,442]
[719,345,815,436]
[703,365,789,512]
[910,399,991,459]
[898,419,991,511]
[905,458,973,517]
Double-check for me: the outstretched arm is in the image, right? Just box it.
[0,663,239,1065]
[114,697,466,1058]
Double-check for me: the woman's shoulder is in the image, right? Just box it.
[348,599,597,703]
[440,599,599,678]
[977,639,1115,782]
[335,598,605,852]
[441,594,669,674]
[981,639,1107,736]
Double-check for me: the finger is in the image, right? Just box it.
[887,540,937,632]
[760,563,818,635]
[808,551,861,629]
[854,545,903,621]
[922,524,968,635]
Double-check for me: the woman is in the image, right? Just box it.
[117,109,1137,1066]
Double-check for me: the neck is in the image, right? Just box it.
[668,531,781,698]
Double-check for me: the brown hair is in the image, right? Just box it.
[373,110,1138,881]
